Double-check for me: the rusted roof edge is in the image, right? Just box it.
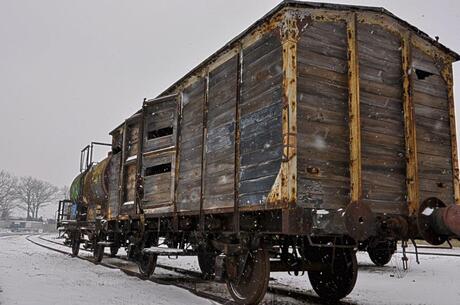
[157,1,459,98]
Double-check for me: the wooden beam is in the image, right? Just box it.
[347,13,362,203]
[402,33,420,215]
[441,64,460,205]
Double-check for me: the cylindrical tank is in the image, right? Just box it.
[83,156,111,205]
[70,171,86,204]
[69,156,111,206]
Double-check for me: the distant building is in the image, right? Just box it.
[0,218,56,233]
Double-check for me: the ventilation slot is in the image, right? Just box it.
[145,163,172,176]
[415,69,434,80]
[147,127,173,140]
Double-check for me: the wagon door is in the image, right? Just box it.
[140,95,178,214]
[119,114,142,217]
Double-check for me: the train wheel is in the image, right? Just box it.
[110,246,119,257]
[226,249,270,305]
[138,253,158,278]
[308,248,357,301]
[93,234,105,263]
[368,244,394,267]
[197,249,217,279]
[71,234,80,256]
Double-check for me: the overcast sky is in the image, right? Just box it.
[1,0,459,217]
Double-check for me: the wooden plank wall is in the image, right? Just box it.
[203,56,238,210]
[107,152,121,219]
[412,48,454,205]
[297,21,350,209]
[141,99,178,210]
[119,121,140,216]
[142,152,174,208]
[358,23,407,214]
[239,33,283,207]
[177,79,206,212]
[143,100,177,151]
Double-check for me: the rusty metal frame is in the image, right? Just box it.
[267,10,298,208]
[401,33,420,215]
[136,99,147,215]
[118,121,128,219]
[441,64,460,205]
[199,73,210,231]
[346,12,362,204]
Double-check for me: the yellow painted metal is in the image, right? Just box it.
[268,10,298,207]
[441,64,460,205]
[346,13,362,204]
[401,33,420,215]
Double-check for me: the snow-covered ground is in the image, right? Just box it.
[0,235,214,305]
[157,245,460,305]
[1,234,459,305]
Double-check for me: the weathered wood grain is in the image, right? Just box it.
[358,23,407,210]
[177,79,205,211]
[203,56,237,210]
[297,20,350,210]
[413,47,454,205]
[239,32,283,207]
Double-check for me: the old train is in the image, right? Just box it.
[56,1,460,304]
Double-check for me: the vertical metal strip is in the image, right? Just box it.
[119,121,128,214]
[136,100,146,215]
[347,13,362,204]
[442,64,460,204]
[402,34,420,215]
[173,94,182,231]
[234,48,243,232]
[267,11,298,208]
[199,74,210,231]
[282,19,298,206]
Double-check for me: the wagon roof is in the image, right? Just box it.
[110,1,459,135]
[158,0,459,97]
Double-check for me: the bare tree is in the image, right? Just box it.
[61,185,70,200]
[0,170,18,220]
[16,176,59,220]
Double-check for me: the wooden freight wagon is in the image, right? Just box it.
[64,2,460,304]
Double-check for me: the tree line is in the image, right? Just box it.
[0,170,65,220]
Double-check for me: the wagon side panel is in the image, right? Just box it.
[296,20,350,210]
[107,152,122,219]
[413,48,455,205]
[203,55,238,210]
[239,32,283,208]
[177,79,206,212]
[358,23,407,215]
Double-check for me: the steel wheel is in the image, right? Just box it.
[197,249,217,279]
[308,248,357,301]
[93,234,105,263]
[71,231,80,256]
[110,246,119,257]
[226,249,270,305]
[71,236,80,256]
[138,253,157,278]
[368,245,394,266]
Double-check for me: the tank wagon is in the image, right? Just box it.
[58,1,460,303]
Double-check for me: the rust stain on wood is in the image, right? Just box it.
[346,13,362,203]
[268,10,298,207]
[441,64,460,205]
[402,33,420,215]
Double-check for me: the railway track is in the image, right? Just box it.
[26,234,351,305]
